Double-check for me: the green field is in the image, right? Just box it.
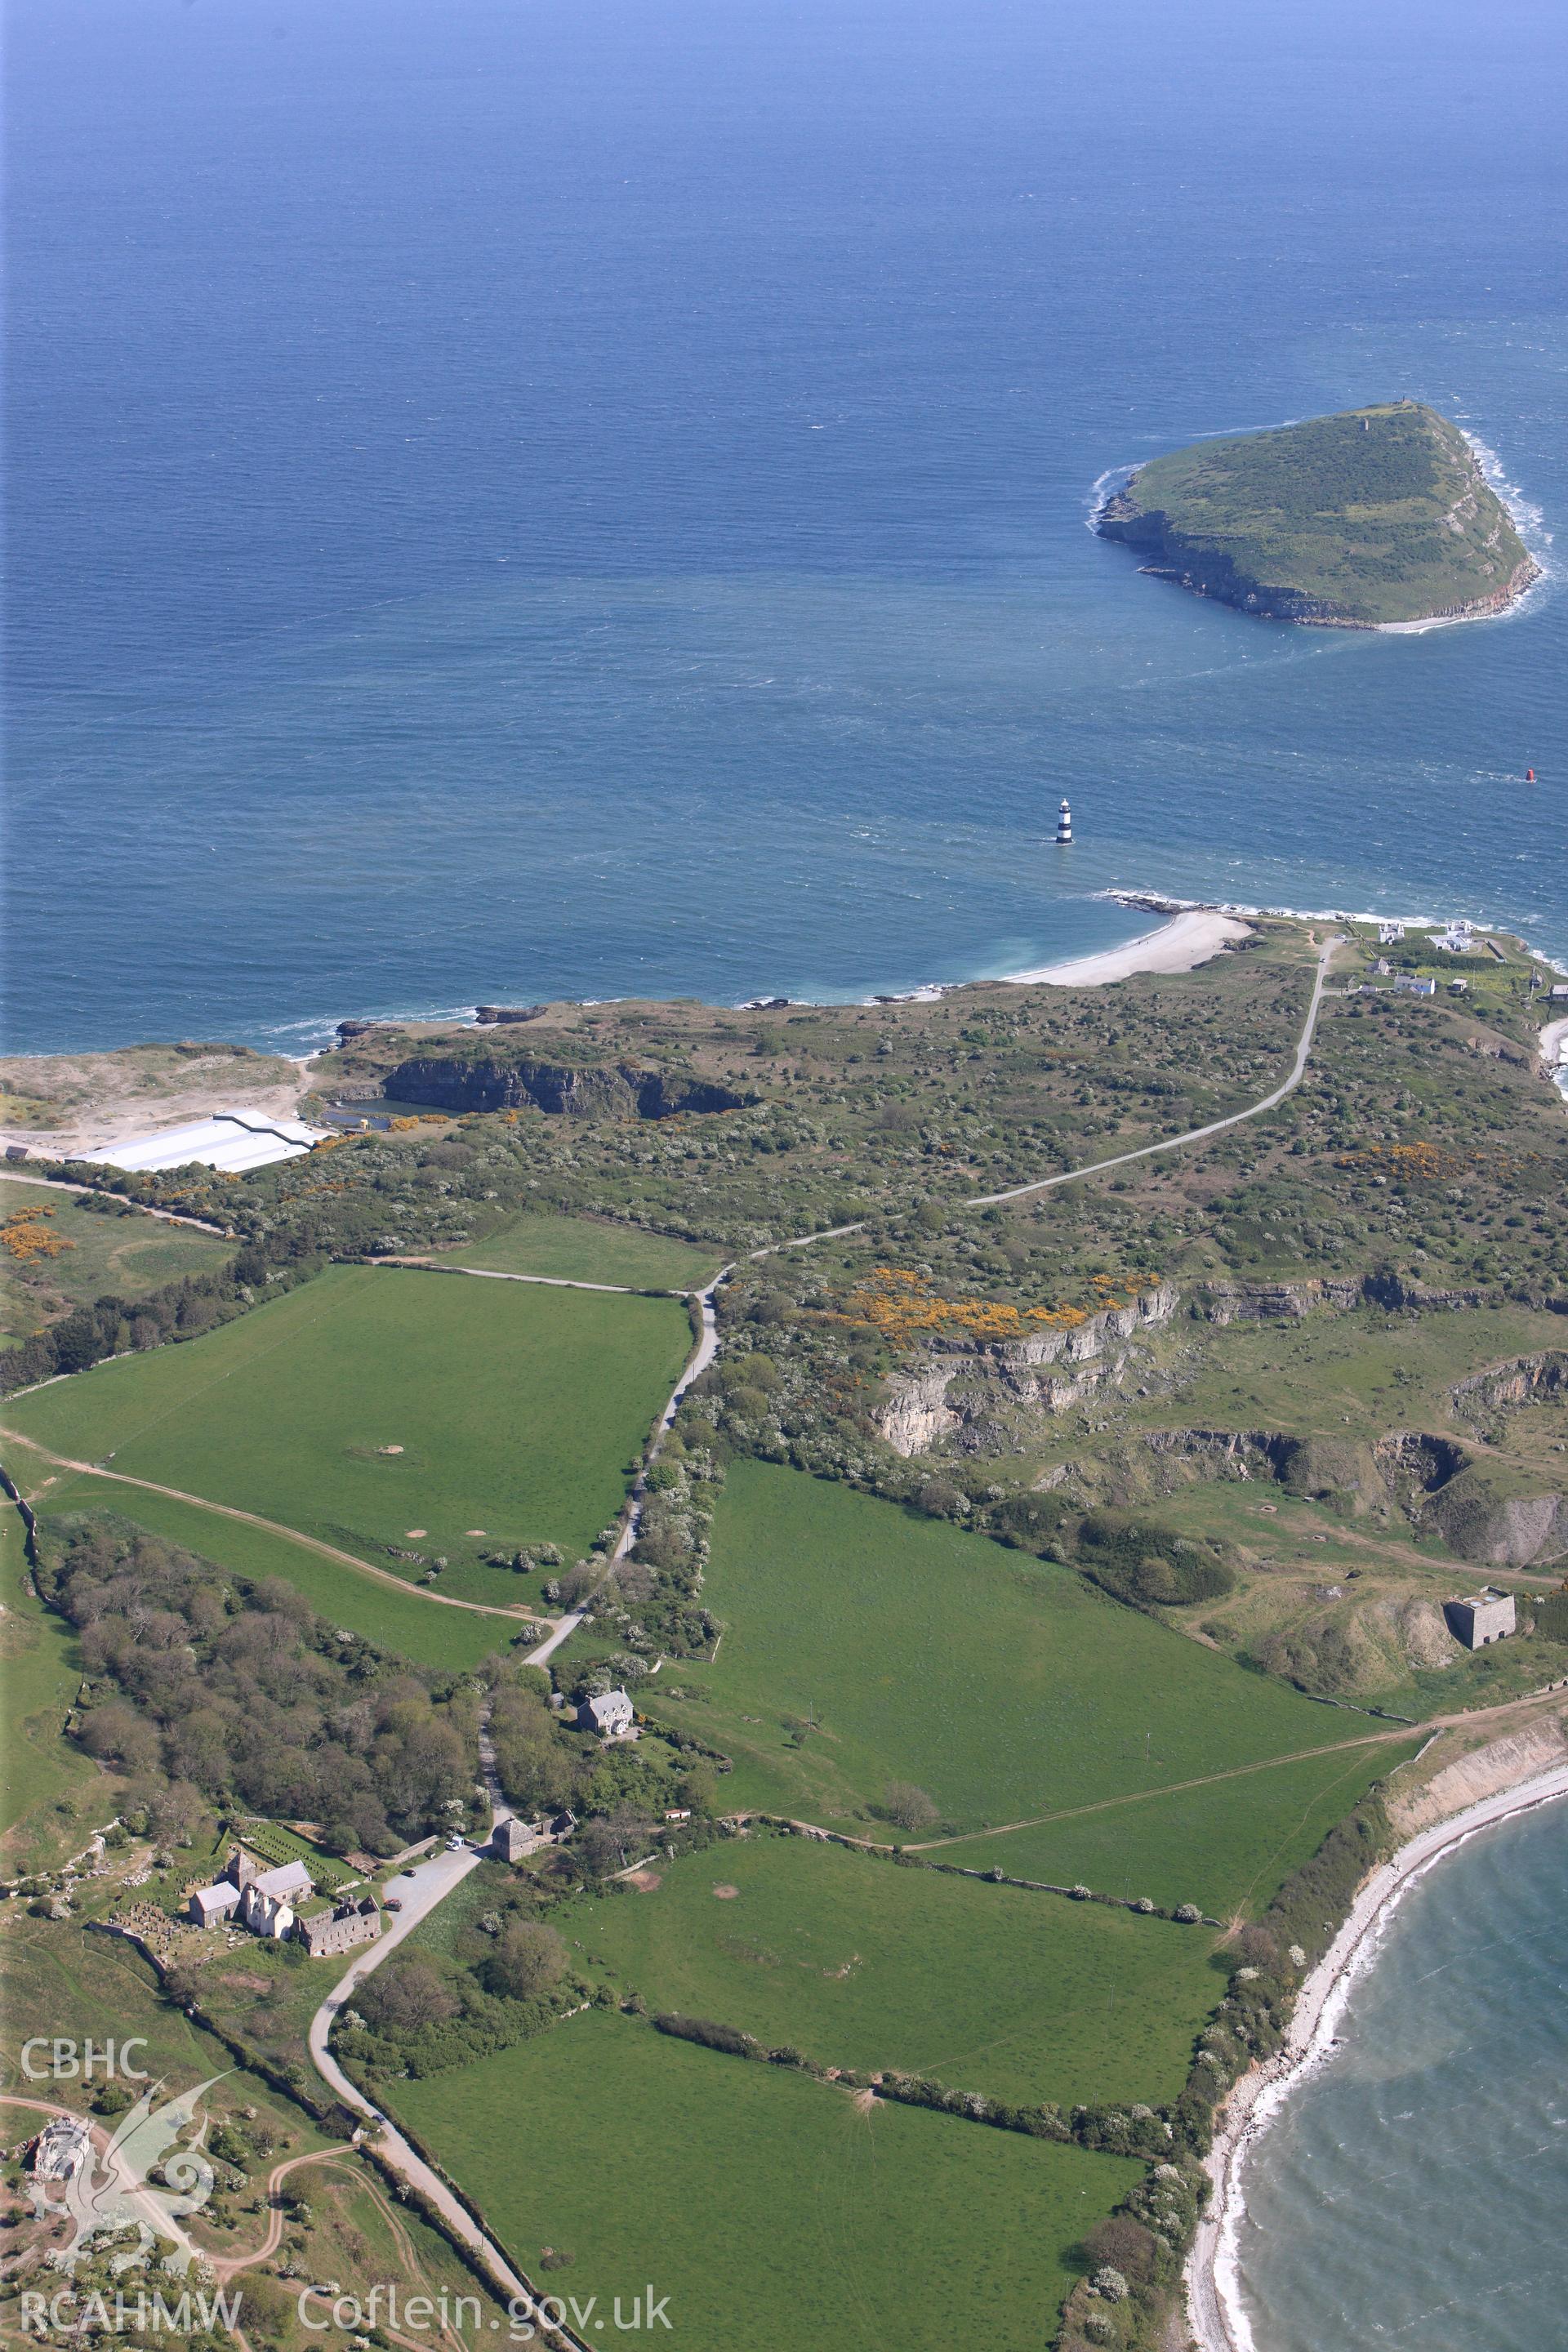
[20,1480,508,1672]
[557,1831,1217,2108]
[942,1739,1416,1917]
[2,1266,692,1601]
[639,1464,1381,1909]
[0,1179,233,1343]
[445,1212,721,1290]
[390,2008,1140,2352]
[0,1507,95,1848]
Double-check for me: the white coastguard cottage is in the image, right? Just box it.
[576,1688,637,1742]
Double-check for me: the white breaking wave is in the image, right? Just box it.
[1460,425,1553,565]
[1085,462,1138,530]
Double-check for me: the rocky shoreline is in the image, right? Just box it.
[1097,472,1540,630]
[1094,403,1542,630]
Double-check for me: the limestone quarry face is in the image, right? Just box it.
[1432,1485,1568,1567]
[875,1281,1180,1458]
[1452,1351,1568,1425]
[1378,1432,1568,1566]
[872,1277,1568,1566]
[1378,1596,1460,1673]
[877,1365,960,1455]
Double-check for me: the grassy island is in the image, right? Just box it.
[1097,401,1536,627]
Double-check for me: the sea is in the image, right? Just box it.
[7,4,1568,2336]
[1232,1796,1568,2352]
[7,0,1568,1058]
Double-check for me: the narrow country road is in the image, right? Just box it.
[969,934,1339,1205]
[7,925,1539,2345]
[525,1267,728,1665]
[754,935,1342,1252]
[5,941,1338,1659]
[304,1839,558,2321]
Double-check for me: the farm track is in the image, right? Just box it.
[903,1682,1568,1855]
[0,1167,230,1236]
[368,1255,669,1297]
[14,930,1566,2344]
[0,1436,539,1625]
[752,933,1339,1256]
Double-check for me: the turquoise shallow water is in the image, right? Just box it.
[7,0,1568,1050]
[1234,1798,1568,2351]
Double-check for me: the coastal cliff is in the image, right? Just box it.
[384,1054,755,1120]
[1098,400,1537,627]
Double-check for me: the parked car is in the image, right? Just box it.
[384,1896,403,1912]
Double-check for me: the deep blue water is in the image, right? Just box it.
[1236,1797,1568,2351]
[6,0,1568,1055]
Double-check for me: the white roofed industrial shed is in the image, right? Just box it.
[79,1109,328,1176]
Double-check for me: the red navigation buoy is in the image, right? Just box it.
[1526,767,1536,782]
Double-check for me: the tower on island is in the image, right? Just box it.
[1055,797,1072,844]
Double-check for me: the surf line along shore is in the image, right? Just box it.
[1002,906,1252,988]
[1187,1758,1568,2352]
[860,906,1255,1007]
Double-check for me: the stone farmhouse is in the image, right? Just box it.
[489,1809,577,1864]
[577,1688,637,1741]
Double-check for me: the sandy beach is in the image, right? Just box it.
[1187,1758,1568,2352]
[1005,906,1254,988]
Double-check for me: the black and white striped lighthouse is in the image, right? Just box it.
[1055,797,1072,844]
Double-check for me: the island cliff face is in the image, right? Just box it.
[1097,401,1537,627]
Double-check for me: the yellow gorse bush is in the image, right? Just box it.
[1,1205,77,1263]
[1334,1141,1535,1183]
[830,1264,1152,1350]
